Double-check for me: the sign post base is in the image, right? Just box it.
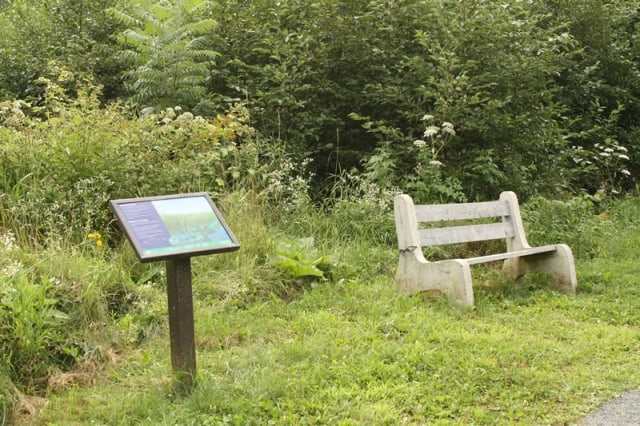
[166,257,196,392]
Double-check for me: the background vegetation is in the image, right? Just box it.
[2,0,640,424]
[1,0,640,200]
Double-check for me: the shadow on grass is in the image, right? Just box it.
[472,269,560,306]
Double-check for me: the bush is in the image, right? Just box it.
[521,193,614,260]
[0,73,264,245]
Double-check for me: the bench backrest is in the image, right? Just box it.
[394,191,531,253]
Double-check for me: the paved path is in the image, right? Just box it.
[575,390,640,425]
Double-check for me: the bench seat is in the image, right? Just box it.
[465,245,557,265]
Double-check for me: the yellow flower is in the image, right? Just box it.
[96,240,103,248]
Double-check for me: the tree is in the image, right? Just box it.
[110,0,219,111]
[0,0,123,101]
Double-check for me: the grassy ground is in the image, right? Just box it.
[7,195,640,425]
[22,259,640,425]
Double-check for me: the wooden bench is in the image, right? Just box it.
[394,191,577,306]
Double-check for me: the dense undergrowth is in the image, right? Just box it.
[3,0,640,200]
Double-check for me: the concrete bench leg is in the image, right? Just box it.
[502,244,577,293]
[395,253,475,307]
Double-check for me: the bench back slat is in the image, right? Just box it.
[419,222,514,246]
[395,191,532,253]
[414,199,510,222]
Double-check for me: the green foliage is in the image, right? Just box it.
[0,72,264,244]
[6,1,640,198]
[271,237,332,280]
[0,225,159,399]
[323,170,397,245]
[205,0,640,199]
[567,103,632,194]
[2,1,640,200]
[521,193,613,260]
[0,0,124,101]
[405,116,466,203]
[399,1,571,198]
[0,270,72,384]
[209,0,343,155]
[549,0,640,193]
[211,1,569,198]
[110,0,219,111]
[0,371,15,426]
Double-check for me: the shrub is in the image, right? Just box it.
[0,73,264,245]
[0,270,73,385]
[521,193,613,260]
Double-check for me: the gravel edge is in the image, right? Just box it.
[574,390,640,426]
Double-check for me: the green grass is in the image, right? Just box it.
[6,194,640,425]
[26,256,640,425]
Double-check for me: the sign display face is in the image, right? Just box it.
[110,193,240,262]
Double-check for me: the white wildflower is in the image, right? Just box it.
[429,160,444,166]
[1,259,22,278]
[422,114,435,121]
[621,169,631,176]
[176,112,194,122]
[617,154,630,160]
[0,231,17,251]
[424,126,440,137]
[413,139,427,148]
[441,122,456,136]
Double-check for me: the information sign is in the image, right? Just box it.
[110,193,240,262]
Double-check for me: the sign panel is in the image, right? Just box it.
[110,193,240,262]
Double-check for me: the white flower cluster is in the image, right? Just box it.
[441,122,456,135]
[150,106,204,125]
[0,99,30,127]
[266,157,314,212]
[1,259,22,278]
[413,115,456,149]
[0,231,17,252]
[424,126,440,138]
[0,230,23,278]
